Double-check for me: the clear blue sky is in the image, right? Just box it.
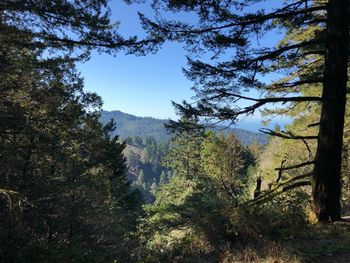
[77,1,193,120]
[77,1,289,131]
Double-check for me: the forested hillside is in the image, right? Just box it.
[100,110,268,145]
[100,110,170,141]
[1,1,350,263]
[123,136,170,202]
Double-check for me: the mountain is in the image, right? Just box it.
[100,110,170,141]
[100,110,267,145]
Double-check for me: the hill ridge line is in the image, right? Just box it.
[100,110,267,145]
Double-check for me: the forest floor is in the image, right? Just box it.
[285,217,350,263]
[311,216,350,263]
[316,251,350,263]
[233,217,350,263]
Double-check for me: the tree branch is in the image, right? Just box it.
[276,158,287,183]
[270,78,323,89]
[275,161,315,171]
[308,122,320,127]
[157,5,326,35]
[240,171,313,207]
[259,128,318,140]
[282,181,311,192]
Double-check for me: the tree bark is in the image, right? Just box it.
[254,176,262,199]
[312,0,349,222]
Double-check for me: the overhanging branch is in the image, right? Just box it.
[154,5,326,35]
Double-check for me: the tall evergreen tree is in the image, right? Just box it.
[164,119,204,180]
[201,132,255,201]
[0,23,138,263]
[134,0,349,222]
[138,123,231,260]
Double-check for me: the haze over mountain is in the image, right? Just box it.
[100,110,268,145]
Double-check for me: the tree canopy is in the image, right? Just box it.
[134,0,349,222]
[1,0,350,262]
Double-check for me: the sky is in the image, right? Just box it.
[77,1,289,131]
[77,1,193,120]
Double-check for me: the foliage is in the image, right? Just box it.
[132,0,349,222]
[100,110,268,145]
[257,16,350,213]
[137,123,262,261]
[124,136,170,202]
[201,131,256,202]
[1,0,153,60]
[0,4,141,260]
[2,0,350,262]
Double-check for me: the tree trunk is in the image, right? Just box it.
[254,176,262,199]
[312,0,349,222]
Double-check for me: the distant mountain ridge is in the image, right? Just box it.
[100,110,170,141]
[100,110,267,145]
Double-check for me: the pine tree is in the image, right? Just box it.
[159,171,168,185]
[164,119,204,180]
[0,32,137,263]
[138,125,230,258]
[201,131,255,201]
[0,1,152,260]
[135,0,349,222]
[137,170,146,188]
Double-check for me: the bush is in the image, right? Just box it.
[230,190,310,242]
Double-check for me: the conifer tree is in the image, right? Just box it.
[159,171,168,185]
[137,170,146,188]
[138,122,230,258]
[0,0,153,57]
[0,25,137,263]
[135,0,349,222]
[201,132,255,201]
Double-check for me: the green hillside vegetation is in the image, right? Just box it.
[100,110,171,141]
[100,110,268,145]
[2,1,350,263]
[124,136,171,203]
[122,132,261,204]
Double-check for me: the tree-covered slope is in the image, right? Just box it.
[100,110,267,145]
[100,110,170,141]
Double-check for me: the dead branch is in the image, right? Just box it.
[302,138,313,160]
[259,128,318,140]
[239,171,313,208]
[282,181,311,192]
[276,158,287,183]
[275,160,315,171]
[308,122,320,127]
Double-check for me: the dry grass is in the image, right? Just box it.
[218,221,350,263]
